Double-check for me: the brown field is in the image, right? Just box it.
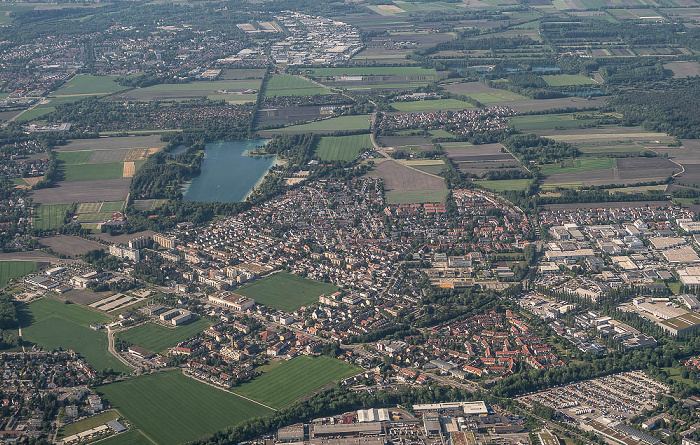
[125,147,162,161]
[256,106,323,128]
[445,143,525,176]
[23,177,44,186]
[93,230,156,245]
[540,126,672,142]
[371,160,445,191]
[664,61,700,78]
[443,81,502,95]
[543,200,674,211]
[61,288,108,305]
[543,157,680,187]
[30,178,131,205]
[122,161,135,178]
[378,135,436,150]
[87,149,129,163]
[352,47,413,63]
[40,235,105,257]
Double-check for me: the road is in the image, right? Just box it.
[106,324,136,371]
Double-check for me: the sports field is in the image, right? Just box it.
[264,75,330,97]
[270,115,371,133]
[315,134,372,161]
[97,370,273,445]
[63,162,124,182]
[478,179,532,192]
[93,430,152,445]
[18,298,128,373]
[309,67,436,76]
[58,410,120,438]
[117,318,212,353]
[34,204,72,230]
[237,272,338,312]
[542,74,597,86]
[0,261,36,287]
[539,157,616,176]
[390,99,473,112]
[54,75,126,96]
[235,356,361,409]
[385,189,448,204]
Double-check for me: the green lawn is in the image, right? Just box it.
[385,189,447,204]
[58,410,120,438]
[96,370,273,445]
[315,134,372,161]
[117,318,212,353]
[542,74,597,86]
[478,179,532,192]
[99,201,126,212]
[466,90,527,104]
[18,298,128,373]
[16,105,55,122]
[57,150,94,165]
[264,75,330,97]
[235,356,361,409]
[538,157,616,176]
[271,115,371,133]
[34,204,72,230]
[237,272,338,312]
[309,67,436,76]
[92,430,152,445]
[0,261,36,287]
[390,99,474,112]
[63,162,124,182]
[54,75,126,96]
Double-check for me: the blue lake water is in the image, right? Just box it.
[182,140,274,203]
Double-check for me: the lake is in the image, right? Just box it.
[182,140,274,203]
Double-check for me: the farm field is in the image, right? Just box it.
[116,80,262,101]
[508,96,608,113]
[62,162,124,182]
[53,75,126,97]
[509,112,607,131]
[18,298,128,373]
[237,272,338,312]
[0,261,36,287]
[442,82,527,103]
[373,159,446,192]
[390,99,474,112]
[397,159,447,175]
[542,74,597,86]
[57,136,167,151]
[31,178,132,205]
[57,410,120,438]
[39,235,104,258]
[235,356,361,409]
[315,134,372,161]
[445,143,524,176]
[33,204,71,230]
[542,157,679,188]
[117,318,212,353]
[343,82,430,91]
[93,430,152,445]
[308,67,436,76]
[538,158,616,176]
[256,106,324,128]
[96,370,273,445]
[57,151,93,164]
[542,127,671,143]
[260,115,371,135]
[385,189,448,204]
[478,179,532,192]
[264,75,330,97]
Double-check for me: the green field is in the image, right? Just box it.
[390,99,474,112]
[542,74,597,86]
[0,261,36,287]
[58,410,120,438]
[97,370,273,445]
[271,115,371,133]
[92,430,152,445]
[237,272,338,312]
[264,75,330,97]
[466,90,527,104]
[117,318,212,353]
[478,179,532,192]
[309,67,436,76]
[54,75,126,96]
[509,113,603,131]
[63,162,124,182]
[539,157,616,175]
[235,356,361,409]
[99,201,126,212]
[57,150,94,165]
[18,298,128,373]
[315,134,372,161]
[17,105,55,122]
[34,204,72,230]
[385,189,448,204]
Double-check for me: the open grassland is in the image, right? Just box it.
[308,67,436,76]
[315,134,372,161]
[542,74,596,86]
[63,162,124,182]
[385,189,448,204]
[92,430,152,445]
[264,75,330,97]
[57,410,120,438]
[0,261,36,287]
[54,75,126,96]
[509,112,608,131]
[34,204,71,230]
[262,115,371,134]
[390,99,474,112]
[117,318,212,353]
[18,298,128,373]
[235,356,361,409]
[237,272,338,312]
[97,370,273,445]
[57,150,94,164]
[538,157,616,175]
[478,179,532,192]
[467,90,527,104]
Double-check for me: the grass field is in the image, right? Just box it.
[99,201,126,212]
[57,150,94,164]
[271,115,371,133]
[235,356,361,409]
[264,75,330,97]
[542,74,597,86]
[315,134,372,161]
[18,298,128,373]
[97,370,273,445]
[509,113,603,131]
[34,204,71,230]
[385,189,447,204]
[93,430,152,445]
[390,99,473,112]
[538,157,616,175]
[466,90,527,104]
[117,318,212,353]
[0,261,36,287]
[309,67,436,76]
[237,272,338,312]
[54,75,126,96]
[478,179,532,192]
[58,410,120,438]
[63,163,124,182]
